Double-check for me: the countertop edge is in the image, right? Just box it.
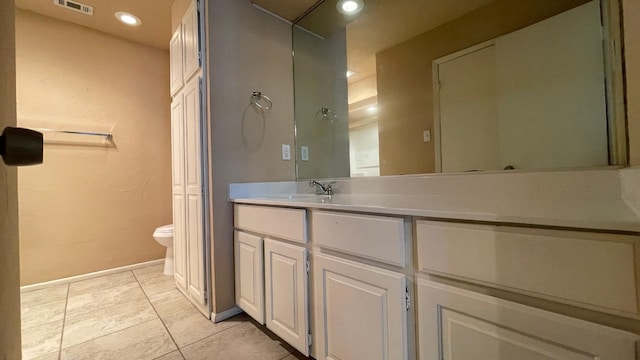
[230,197,640,234]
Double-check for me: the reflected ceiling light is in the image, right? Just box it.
[346,70,355,78]
[336,0,363,15]
[115,11,142,26]
[367,106,378,114]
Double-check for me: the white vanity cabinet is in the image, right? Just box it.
[233,204,310,356]
[415,220,640,317]
[415,220,640,359]
[264,238,309,355]
[311,211,410,360]
[417,278,638,360]
[233,198,640,359]
[313,253,408,360]
[234,231,264,323]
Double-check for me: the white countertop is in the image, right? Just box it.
[229,168,640,233]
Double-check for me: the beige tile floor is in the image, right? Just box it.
[21,264,308,360]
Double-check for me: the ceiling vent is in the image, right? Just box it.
[53,0,94,16]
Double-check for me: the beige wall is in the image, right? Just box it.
[16,9,172,285]
[0,3,22,358]
[295,27,350,180]
[624,0,640,166]
[208,0,295,313]
[376,0,590,176]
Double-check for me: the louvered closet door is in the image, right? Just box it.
[170,95,187,291]
[183,75,207,314]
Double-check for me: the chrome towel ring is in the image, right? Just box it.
[316,107,338,123]
[251,91,273,111]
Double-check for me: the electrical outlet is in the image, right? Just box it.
[301,146,309,161]
[423,130,431,142]
[282,144,291,160]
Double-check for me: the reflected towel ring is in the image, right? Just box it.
[251,91,273,111]
[316,107,338,123]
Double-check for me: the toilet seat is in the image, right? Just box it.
[154,224,173,236]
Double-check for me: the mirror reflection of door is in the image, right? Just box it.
[434,0,608,172]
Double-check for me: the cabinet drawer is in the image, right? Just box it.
[416,220,639,315]
[312,211,405,267]
[235,205,307,243]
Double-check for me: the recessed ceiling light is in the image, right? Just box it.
[346,70,355,78]
[336,0,364,15]
[115,11,142,26]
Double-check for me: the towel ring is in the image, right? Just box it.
[316,107,338,123]
[251,91,273,111]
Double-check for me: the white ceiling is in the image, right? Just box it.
[15,0,173,50]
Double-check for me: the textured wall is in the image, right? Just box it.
[208,0,295,313]
[0,3,22,359]
[16,10,172,285]
[294,27,350,180]
[624,0,640,166]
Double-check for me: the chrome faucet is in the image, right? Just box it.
[309,180,335,195]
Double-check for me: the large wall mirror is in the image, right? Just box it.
[292,0,626,180]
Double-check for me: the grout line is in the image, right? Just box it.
[67,271,138,290]
[19,300,68,332]
[61,319,159,353]
[175,318,246,350]
[56,271,159,351]
[57,283,70,360]
[136,271,247,355]
[134,269,187,359]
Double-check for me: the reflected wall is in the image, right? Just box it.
[294,27,350,180]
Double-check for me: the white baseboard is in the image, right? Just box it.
[20,259,165,293]
[211,306,243,323]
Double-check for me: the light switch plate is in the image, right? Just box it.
[301,146,309,161]
[282,144,291,160]
[423,130,431,142]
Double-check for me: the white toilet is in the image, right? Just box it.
[153,224,174,276]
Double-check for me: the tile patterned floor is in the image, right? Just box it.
[21,264,308,360]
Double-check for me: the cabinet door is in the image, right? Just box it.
[417,278,639,360]
[182,0,200,82]
[313,253,408,360]
[264,239,309,356]
[169,28,183,96]
[235,231,264,324]
[183,75,207,315]
[171,96,187,291]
